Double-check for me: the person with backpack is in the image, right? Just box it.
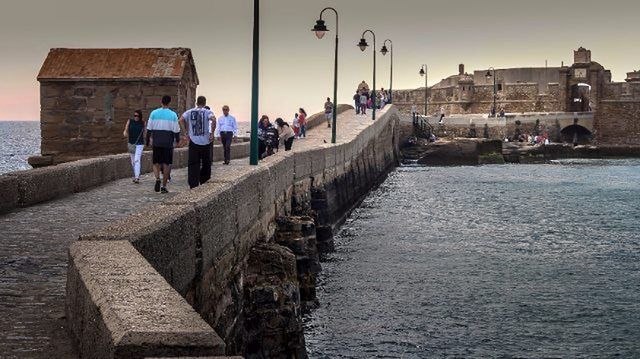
[179,96,216,189]
[122,109,145,183]
[275,118,295,151]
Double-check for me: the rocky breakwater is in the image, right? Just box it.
[503,143,640,163]
[404,138,504,166]
[66,106,401,358]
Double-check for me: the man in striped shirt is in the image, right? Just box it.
[146,95,181,193]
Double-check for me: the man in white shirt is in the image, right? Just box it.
[214,105,238,165]
[179,96,216,189]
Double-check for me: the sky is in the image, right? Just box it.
[0,0,638,122]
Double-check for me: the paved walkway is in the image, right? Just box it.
[0,108,376,358]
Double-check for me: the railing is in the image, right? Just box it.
[412,114,433,138]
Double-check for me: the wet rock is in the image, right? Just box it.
[417,139,503,166]
[242,243,307,359]
[275,216,321,308]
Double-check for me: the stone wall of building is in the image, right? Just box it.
[37,79,195,165]
[596,82,640,144]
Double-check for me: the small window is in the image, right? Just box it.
[497,84,503,91]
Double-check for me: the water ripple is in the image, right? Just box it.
[304,160,640,358]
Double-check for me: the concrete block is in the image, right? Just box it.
[173,148,190,168]
[268,152,295,199]
[0,174,20,213]
[231,142,250,159]
[167,181,238,272]
[103,153,135,180]
[323,144,336,169]
[67,240,224,358]
[232,168,267,233]
[60,157,116,193]
[14,165,76,206]
[293,150,312,181]
[80,204,199,295]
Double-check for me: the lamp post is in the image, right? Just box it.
[249,0,260,165]
[311,7,339,144]
[419,65,428,116]
[381,39,393,104]
[358,30,376,120]
[485,67,497,117]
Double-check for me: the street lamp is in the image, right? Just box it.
[311,7,339,144]
[358,30,376,120]
[249,0,260,165]
[381,39,393,104]
[485,67,497,117]
[419,65,428,116]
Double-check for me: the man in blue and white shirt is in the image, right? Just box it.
[214,105,238,165]
[179,96,216,189]
[147,95,181,194]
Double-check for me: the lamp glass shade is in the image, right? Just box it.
[381,45,388,55]
[357,38,368,52]
[312,20,328,39]
[485,70,492,78]
[419,68,425,77]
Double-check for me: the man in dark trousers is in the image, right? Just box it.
[179,96,216,189]
[214,105,238,165]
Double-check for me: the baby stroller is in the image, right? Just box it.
[261,127,280,158]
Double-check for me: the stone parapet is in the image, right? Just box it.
[0,142,250,214]
[66,240,225,358]
[68,105,400,357]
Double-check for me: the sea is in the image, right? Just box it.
[0,121,40,175]
[304,160,640,358]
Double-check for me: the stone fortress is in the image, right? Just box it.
[394,47,640,145]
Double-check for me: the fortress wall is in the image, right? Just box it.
[68,106,400,357]
[596,83,640,144]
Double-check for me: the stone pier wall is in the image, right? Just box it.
[67,106,401,357]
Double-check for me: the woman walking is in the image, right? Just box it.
[275,118,295,151]
[123,110,145,183]
[298,108,307,138]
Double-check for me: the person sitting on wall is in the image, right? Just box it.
[258,115,279,159]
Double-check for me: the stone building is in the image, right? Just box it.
[394,47,640,144]
[30,48,199,166]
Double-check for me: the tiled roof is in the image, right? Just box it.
[37,48,198,83]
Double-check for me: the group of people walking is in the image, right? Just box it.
[124,95,316,192]
[123,95,238,193]
[353,84,390,116]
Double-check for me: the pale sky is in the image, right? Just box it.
[0,0,638,121]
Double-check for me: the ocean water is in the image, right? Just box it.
[304,160,640,358]
[0,121,40,175]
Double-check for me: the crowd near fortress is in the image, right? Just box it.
[0,12,640,357]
